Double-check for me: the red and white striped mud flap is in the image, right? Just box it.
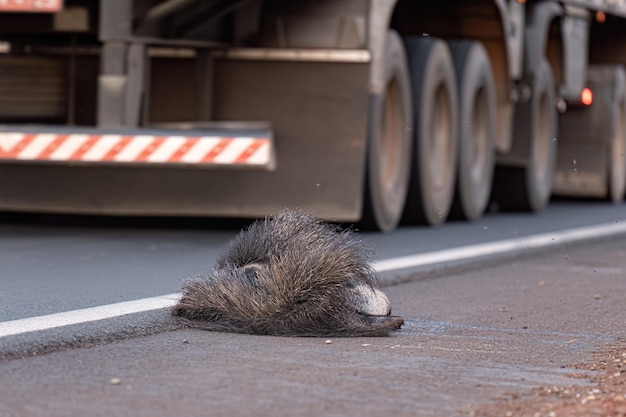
[0,126,275,170]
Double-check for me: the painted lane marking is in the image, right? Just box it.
[2,220,626,338]
[0,293,180,338]
[375,221,626,272]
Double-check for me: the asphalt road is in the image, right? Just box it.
[2,199,626,323]
[1,236,625,417]
[2,199,626,359]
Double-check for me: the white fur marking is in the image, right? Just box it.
[351,284,391,316]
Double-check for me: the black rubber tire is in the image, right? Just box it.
[402,37,458,225]
[361,30,413,233]
[493,59,557,212]
[608,75,626,203]
[448,40,496,221]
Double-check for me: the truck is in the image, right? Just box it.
[0,0,625,232]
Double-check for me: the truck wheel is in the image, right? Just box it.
[608,95,626,203]
[361,30,413,232]
[494,60,557,212]
[448,41,496,221]
[402,37,458,225]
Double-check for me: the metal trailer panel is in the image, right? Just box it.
[0,59,370,221]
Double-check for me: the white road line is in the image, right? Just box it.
[374,221,626,272]
[0,293,180,338]
[2,220,626,338]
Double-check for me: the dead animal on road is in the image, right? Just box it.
[172,208,404,336]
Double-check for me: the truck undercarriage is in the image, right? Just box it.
[0,0,625,231]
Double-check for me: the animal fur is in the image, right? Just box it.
[172,209,404,336]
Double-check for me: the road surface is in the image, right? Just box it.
[1,234,625,416]
[2,200,626,324]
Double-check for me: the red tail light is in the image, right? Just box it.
[581,87,593,106]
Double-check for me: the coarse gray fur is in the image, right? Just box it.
[172,209,404,336]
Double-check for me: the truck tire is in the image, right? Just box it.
[608,76,626,203]
[494,59,557,212]
[448,41,496,221]
[604,65,626,204]
[361,30,413,232]
[402,37,458,225]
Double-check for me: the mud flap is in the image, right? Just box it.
[553,66,626,198]
[553,143,607,197]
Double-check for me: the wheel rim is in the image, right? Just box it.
[378,76,405,193]
[429,83,454,191]
[470,86,488,182]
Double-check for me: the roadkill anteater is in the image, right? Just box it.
[172,209,404,336]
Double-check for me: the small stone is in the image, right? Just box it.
[110,378,121,385]
[593,294,602,300]
[505,411,513,417]
[581,394,596,404]
[614,372,621,377]
[325,339,332,344]
[538,280,545,286]
[362,344,371,347]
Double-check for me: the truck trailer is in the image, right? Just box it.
[0,0,625,232]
